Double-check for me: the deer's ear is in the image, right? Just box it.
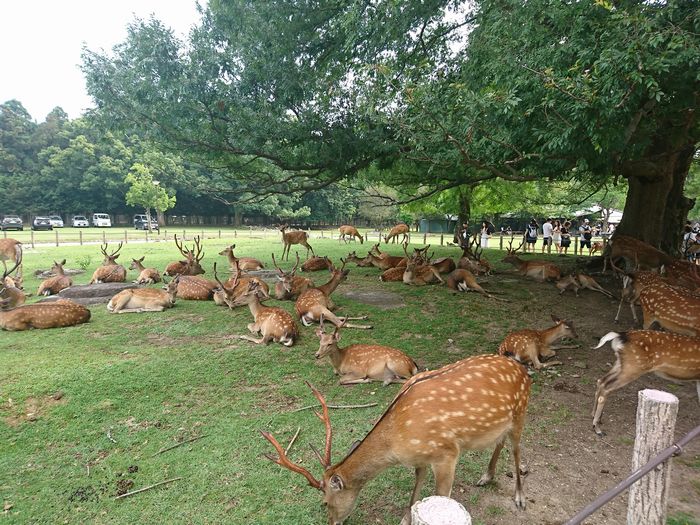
[334,331,341,342]
[113,254,120,260]
[329,474,344,491]
[316,328,324,338]
[550,314,561,323]
[61,259,66,265]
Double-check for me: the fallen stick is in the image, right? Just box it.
[114,477,182,500]
[285,427,301,456]
[107,427,117,444]
[291,402,378,413]
[152,435,208,457]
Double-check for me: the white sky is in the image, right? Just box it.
[0,1,202,122]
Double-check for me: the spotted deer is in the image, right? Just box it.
[379,265,405,282]
[107,276,179,313]
[38,260,73,296]
[279,224,314,261]
[338,225,364,244]
[262,358,531,524]
[301,256,334,272]
[271,253,313,301]
[555,273,614,298]
[175,275,219,300]
[218,244,264,271]
[591,330,700,435]
[164,235,205,276]
[315,318,418,385]
[89,243,127,284]
[498,315,578,369]
[501,239,561,282]
[212,262,270,307]
[295,259,372,329]
[0,299,91,331]
[344,251,374,267]
[402,259,444,286]
[1,256,25,308]
[383,223,409,244]
[129,256,162,285]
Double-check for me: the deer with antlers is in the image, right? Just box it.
[1,255,25,308]
[129,256,162,285]
[295,259,372,329]
[262,357,531,524]
[402,254,444,286]
[0,299,91,331]
[501,238,561,282]
[301,255,334,272]
[458,238,492,276]
[89,242,127,284]
[498,315,578,370]
[591,330,700,436]
[338,225,364,244]
[344,251,374,267]
[555,273,614,298]
[164,235,205,276]
[271,253,314,300]
[219,244,264,271]
[365,249,408,271]
[279,224,314,261]
[107,276,179,313]
[212,261,270,307]
[383,223,409,244]
[38,260,73,296]
[315,318,417,385]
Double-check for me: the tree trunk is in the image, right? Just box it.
[453,185,473,244]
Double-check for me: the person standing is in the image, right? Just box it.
[552,219,562,254]
[480,221,490,249]
[579,218,592,254]
[560,221,572,255]
[525,219,538,253]
[541,218,553,253]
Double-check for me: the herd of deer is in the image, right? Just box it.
[1,225,699,524]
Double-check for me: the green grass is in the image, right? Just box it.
[1,236,586,523]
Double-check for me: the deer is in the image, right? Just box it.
[602,234,674,274]
[262,357,531,524]
[129,256,162,285]
[89,242,127,284]
[164,235,205,276]
[591,330,700,436]
[212,261,270,307]
[365,250,408,271]
[445,268,502,299]
[37,260,72,296]
[1,256,25,308]
[555,273,614,298]
[338,225,364,244]
[301,255,334,272]
[498,315,578,370]
[344,251,374,267]
[501,239,561,282]
[107,276,179,313]
[589,241,604,256]
[402,259,444,286]
[379,266,405,282]
[218,244,264,271]
[383,223,409,244]
[315,318,418,385]
[458,239,492,276]
[295,259,372,329]
[279,224,314,261]
[430,256,456,274]
[0,238,22,268]
[175,275,219,300]
[271,253,314,300]
[0,299,91,331]
[229,280,299,347]
[662,259,700,290]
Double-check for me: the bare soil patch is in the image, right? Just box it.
[4,392,66,427]
[341,289,406,309]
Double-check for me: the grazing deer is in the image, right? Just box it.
[344,251,374,267]
[602,234,674,274]
[501,239,561,282]
[315,318,417,385]
[164,235,205,276]
[556,273,614,298]
[301,256,334,272]
[176,275,218,300]
[498,315,578,369]
[107,276,179,313]
[89,243,127,284]
[231,280,299,347]
[0,299,91,331]
[338,225,364,244]
[446,269,501,299]
[1,256,25,308]
[279,224,314,261]
[0,238,22,268]
[295,259,372,329]
[591,330,700,436]
[272,253,313,300]
[383,223,409,244]
[262,359,531,524]
[38,260,72,296]
[218,244,264,271]
[129,256,162,285]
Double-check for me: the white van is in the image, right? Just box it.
[92,213,112,227]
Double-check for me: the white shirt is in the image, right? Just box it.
[542,222,553,238]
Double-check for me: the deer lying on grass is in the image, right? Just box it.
[219,244,264,271]
[501,239,561,282]
[295,259,372,329]
[279,224,314,261]
[315,318,418,385]
[446,269,503,299]
[498,315,578,369]
[212,262,270,307]
[338,225,364,244]
[379,265,405,282]
[430,256,456,274]
[129,256,162,285]
[402,259,444,286]
[262,358,531,524]
[164,235,205,276]
[344,251,374,267]
[591,330,700,436]
[366,250,407,271]
[107,276,179,313]
[1,257,25,308]
[0,299,91,331]
[38,260,73,296]
[383,223,409,244]
[175,275,219,300]
[301,255,334,272]
[556,273,614,298]
[458,237,492,275]
[89,243,127,284]
[272,253,313,301]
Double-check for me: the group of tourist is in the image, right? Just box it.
[523,217,582,255]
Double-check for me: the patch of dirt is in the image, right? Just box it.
[340,290,406,309]
[67,486,98,503]
[4,392,66,427]
[115,479,134,496]
[121,416,164,432]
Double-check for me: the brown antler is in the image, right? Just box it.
[2,254,21,281]
[174,234,189,257]
[271,252,285,276]
[192,236,204,262]
[291,252,301,275]
[109,241,123,257]
[260,430,323,490]
[213,262,228,290]
[339,258,347,272]
[100,243,108,257]
[306,381,332,468]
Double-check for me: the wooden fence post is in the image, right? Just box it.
[411,496,471,525]
[627,389,678,525]
[55,230,59,247]
[79,230,83,246]
[440,233,444,246]
[31,230,35,249]
[218,229,221,239]
[499,233,504,250]
[574,237,579,255]
[423,233,427,245]
[183,229,187,241]
[102,231,106,244]
[124,230,128,244]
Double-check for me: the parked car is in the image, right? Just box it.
[1,215,23,231]
[48,215,64,228]
[133,214,159,230]
[32,217,53,231]
[91,213,112,227]
[71,215,89,228]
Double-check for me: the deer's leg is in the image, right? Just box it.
[432,453,458,497]
[510,427,526,510]
[339,375,372,385]
[399,467,429,525]
[477,440,504,486]
[237,334,267,345]
[324,309,373,329]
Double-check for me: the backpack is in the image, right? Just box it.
[527,225,537,238]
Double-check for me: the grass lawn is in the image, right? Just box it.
[1,236,698,524]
